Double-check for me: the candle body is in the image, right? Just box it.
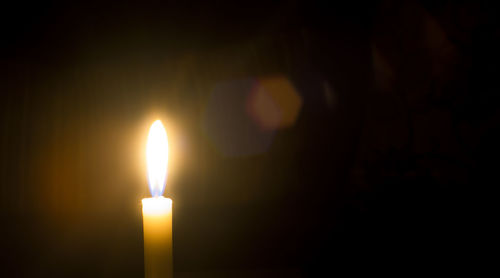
[142,197,173,278]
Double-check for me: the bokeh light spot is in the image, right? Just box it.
[202,79,275,157]
[247,76,302,130]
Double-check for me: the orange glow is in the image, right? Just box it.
[259,76,302,128]
[146,120,169,197]
[248,76,302,130]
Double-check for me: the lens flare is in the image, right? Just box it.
[146,120,169,197]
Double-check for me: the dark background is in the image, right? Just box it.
[1,0,497,277]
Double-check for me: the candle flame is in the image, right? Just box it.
[146,120,169,197]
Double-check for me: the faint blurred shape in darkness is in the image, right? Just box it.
[248,76,302,130]
[371,45,395,92]
[202,79,275,157]
[322,80,337,109]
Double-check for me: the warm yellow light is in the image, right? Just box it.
[142,197,172,215]
[146,120,169,197]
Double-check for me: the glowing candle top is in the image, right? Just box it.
[146,120,169,197]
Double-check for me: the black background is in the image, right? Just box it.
[1,0,497,277]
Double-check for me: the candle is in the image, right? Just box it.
[143,120,173,278]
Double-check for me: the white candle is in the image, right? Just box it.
[142,197,172,278]
[143,120,172,278]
